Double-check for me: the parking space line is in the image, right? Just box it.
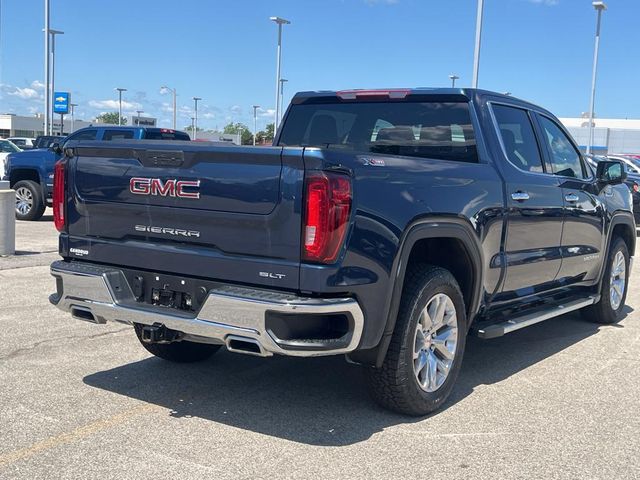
[0,404,160,469]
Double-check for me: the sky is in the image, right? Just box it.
[0,0,639,132]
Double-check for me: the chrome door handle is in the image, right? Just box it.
[511,191,530,202]
[565,193,579,203]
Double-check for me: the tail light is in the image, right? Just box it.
[303,172,352,264]
[53,161,65,231]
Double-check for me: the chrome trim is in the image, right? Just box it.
[50,261,364,358]
[511,191,530,201]
[564,193,580,203]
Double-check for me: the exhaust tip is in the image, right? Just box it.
[70,306,103,324]
[225,335,269,357]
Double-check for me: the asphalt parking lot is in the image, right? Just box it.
[1,212,639,480]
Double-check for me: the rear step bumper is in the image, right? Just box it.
[49,261,364,358]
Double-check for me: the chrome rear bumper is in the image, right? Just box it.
[50,261,364,358]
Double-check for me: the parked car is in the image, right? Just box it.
[0,139,22,179]
[50,88,634,416]
[7,137,36,150]
[4,126,191,220]
[32,135,65,150]
[585,154,640,226]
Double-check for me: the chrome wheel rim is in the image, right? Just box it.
[609,250,626,311]
[413,293,458,393]
[15,187,33,216]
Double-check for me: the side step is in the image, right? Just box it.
[475,295,599,339]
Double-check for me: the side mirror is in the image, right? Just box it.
[596,160,627,185]
[49,142,63,155]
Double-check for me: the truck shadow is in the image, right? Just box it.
[83,310,629,446]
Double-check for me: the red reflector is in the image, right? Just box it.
[336,89,411,100]
[160,128,175,133]
[303,172,352,264]
[53,161,65,232]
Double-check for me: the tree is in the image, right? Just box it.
[255,123,275,145]
[223,122,253,145]
[96,112,126,125]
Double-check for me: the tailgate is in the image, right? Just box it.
[63,141,304,290]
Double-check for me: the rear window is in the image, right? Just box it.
[278,101,477,162]
[145,129,191,141]
[102,130,135,141]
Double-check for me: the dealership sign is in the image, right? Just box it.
[53,92,70,114]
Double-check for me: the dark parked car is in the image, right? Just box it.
[4,126,190,220]
[50,88,634,415]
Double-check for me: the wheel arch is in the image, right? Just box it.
[371,218,484,367]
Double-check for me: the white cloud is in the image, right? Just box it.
[230,105,242,114]
[258,108,276,119]
[527,0,559,5]
[30,80,45,90]
[88,99,142,110]
[9,87,40,99]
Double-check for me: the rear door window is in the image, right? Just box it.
[279,101,478,162]
[67,129,98,141]
[492,104,545,173]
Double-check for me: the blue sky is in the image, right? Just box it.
[0,0,638,131]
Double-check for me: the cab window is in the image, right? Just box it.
[538,116,586,179]
[66,129,98,141]
[492,104,544,173]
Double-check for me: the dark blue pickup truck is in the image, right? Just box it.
[50,89,635,415]
[4,126,190,220]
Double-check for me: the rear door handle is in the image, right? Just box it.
[565,193,579,203]
[511,191,530,202]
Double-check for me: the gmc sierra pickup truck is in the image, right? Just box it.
[50,88,635,415]
[4,126,190,221]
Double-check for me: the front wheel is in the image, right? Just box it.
[14,180,46,221]
[365,265,467,416]
[582,237,630,324]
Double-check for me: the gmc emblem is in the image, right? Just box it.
[129,177,201,199]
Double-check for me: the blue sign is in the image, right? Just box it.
[53,92,70,114]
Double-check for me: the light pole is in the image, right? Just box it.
[43,0,50,136]
[270,16,290,131]
[191,117,196,137]
[587,1,607,155]
[252,105,260,146]
[70,103,77,133]
[193,97,201,140]
[279,78,288,123]
[237,125,243,145]
[44,28,63,134]
[472,0,484,88]
[161,86,177,130]
[116,88,127,126]
[135,110,143,126]
[449,74,459,88]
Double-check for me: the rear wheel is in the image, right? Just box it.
[582,237,629,324]
[365,265,467,416]
[14,180,45,221]
[134,324,221,363]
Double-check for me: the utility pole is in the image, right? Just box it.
[252,105,260,146]
[270,17,290,131]
[116,88,127,126]
[193,97,201,140]
[44,0,50,136]
[472,0,484,88]
[70,103,77,133]
[587,2,607,155]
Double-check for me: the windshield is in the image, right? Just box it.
[278,101,477,163]
[0,140,21,153]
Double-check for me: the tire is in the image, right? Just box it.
[14,180,46,221]
[582,237,629,324]
[365,265,467,416]
[134,324,221,363]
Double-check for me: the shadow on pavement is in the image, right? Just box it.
[84,310,625,446]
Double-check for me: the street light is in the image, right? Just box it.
[43,28,64,134]
[236,125,243,145]
[44,0,50,136]
[252,105,260,146]
[449,74,459,88]
[191,117,196,137]
[135,110,143,126]
[115,88,127,126]
[587,1,607,155]
[279,78,288,123]
[193,97,201,140]
[69,103,77,133]
[161,86,177,130]
[472,0,484,88]
[270,16,290,131]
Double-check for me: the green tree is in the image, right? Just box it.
[223,122,253,145]
[255,123,275,145]
[264,123,274,141]
[96,112,127,125]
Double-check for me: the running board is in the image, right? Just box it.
[475,295,599,340]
